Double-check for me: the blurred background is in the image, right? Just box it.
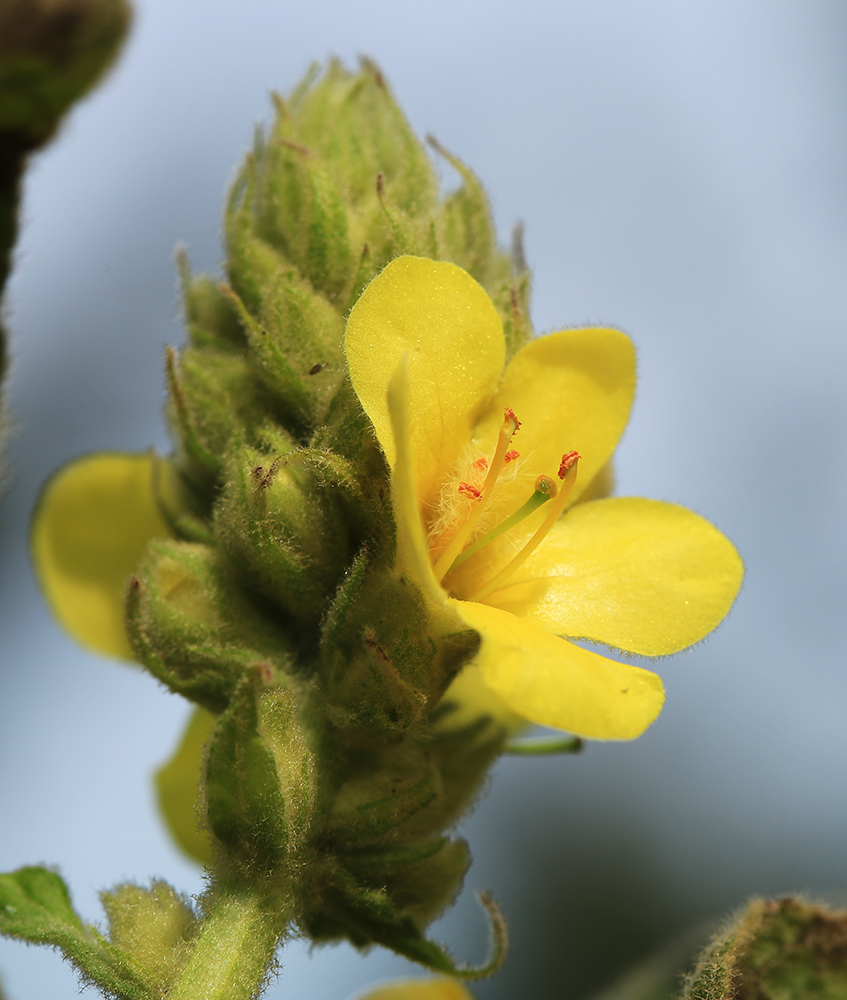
[1,1,846,997]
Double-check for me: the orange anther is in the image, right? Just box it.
[558,451,580,478]
[504,407,521,431]
[458,482,482,500]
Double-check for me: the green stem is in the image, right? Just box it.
[169,884,285,1000]
[504,735,583,755]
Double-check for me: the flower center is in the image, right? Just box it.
[428,408,580,602]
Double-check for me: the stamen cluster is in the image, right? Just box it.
[428,408,580,601]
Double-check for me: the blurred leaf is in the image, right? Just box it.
[0,866,153,998]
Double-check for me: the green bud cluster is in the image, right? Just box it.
[680,897,847,1000]
[128,61,531,970]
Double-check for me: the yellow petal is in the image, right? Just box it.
[355,979,474,1000]
[31,452,170,658]
[386,358,448,606]
[345,256,505,507]
[471,327,635,508]
[453,600,665,740]
[155,706,216,867]
[487,497,744,657]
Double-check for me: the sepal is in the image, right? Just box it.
[302,864,506,982]
[177,249,245,352]
[204,674,290,869]
[246,121,356,305]
[319,559,480,734]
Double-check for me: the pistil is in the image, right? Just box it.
[444,475,558,576]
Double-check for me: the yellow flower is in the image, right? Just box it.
[31,452,170,660]
[353,979,472,1000]
[344,256,743,741]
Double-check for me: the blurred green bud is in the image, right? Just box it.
[0,0,130,142]
[681,897,847,1000]
[99,881,198,991]
[204,671,316,874]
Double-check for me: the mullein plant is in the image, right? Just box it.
[2,61,747,1000]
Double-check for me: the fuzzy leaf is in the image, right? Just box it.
[0,867,153,999]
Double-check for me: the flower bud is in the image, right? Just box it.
[213,436,364,627]
[125,539,297,712]
[204,671,316,873]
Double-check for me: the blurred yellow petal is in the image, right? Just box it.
[454,601,665,740]
[487,498,744,656]
[356,978,474,1000]
[345,256,504,507]
[31,452,169,659]
[155,706,216,867]
[471,327,635,508]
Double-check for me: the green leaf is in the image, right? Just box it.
[0,867,153,999]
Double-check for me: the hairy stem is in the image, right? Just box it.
[169,883,286,1000]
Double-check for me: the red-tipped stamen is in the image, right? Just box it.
[468,452,581,602]
[559,451,579,477]
[458,482,482,500]
[432,408,521,582]
[504,449,520,463]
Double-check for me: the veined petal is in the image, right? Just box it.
[356,979,474,1000]
[453,600,664,740]
[31,452,169,659]
[472,327,635,507]
[387,361,469,643]
[345,256,504,507]
[487,497,744,657]
[386,358,447,606]
[155,706,216,866]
